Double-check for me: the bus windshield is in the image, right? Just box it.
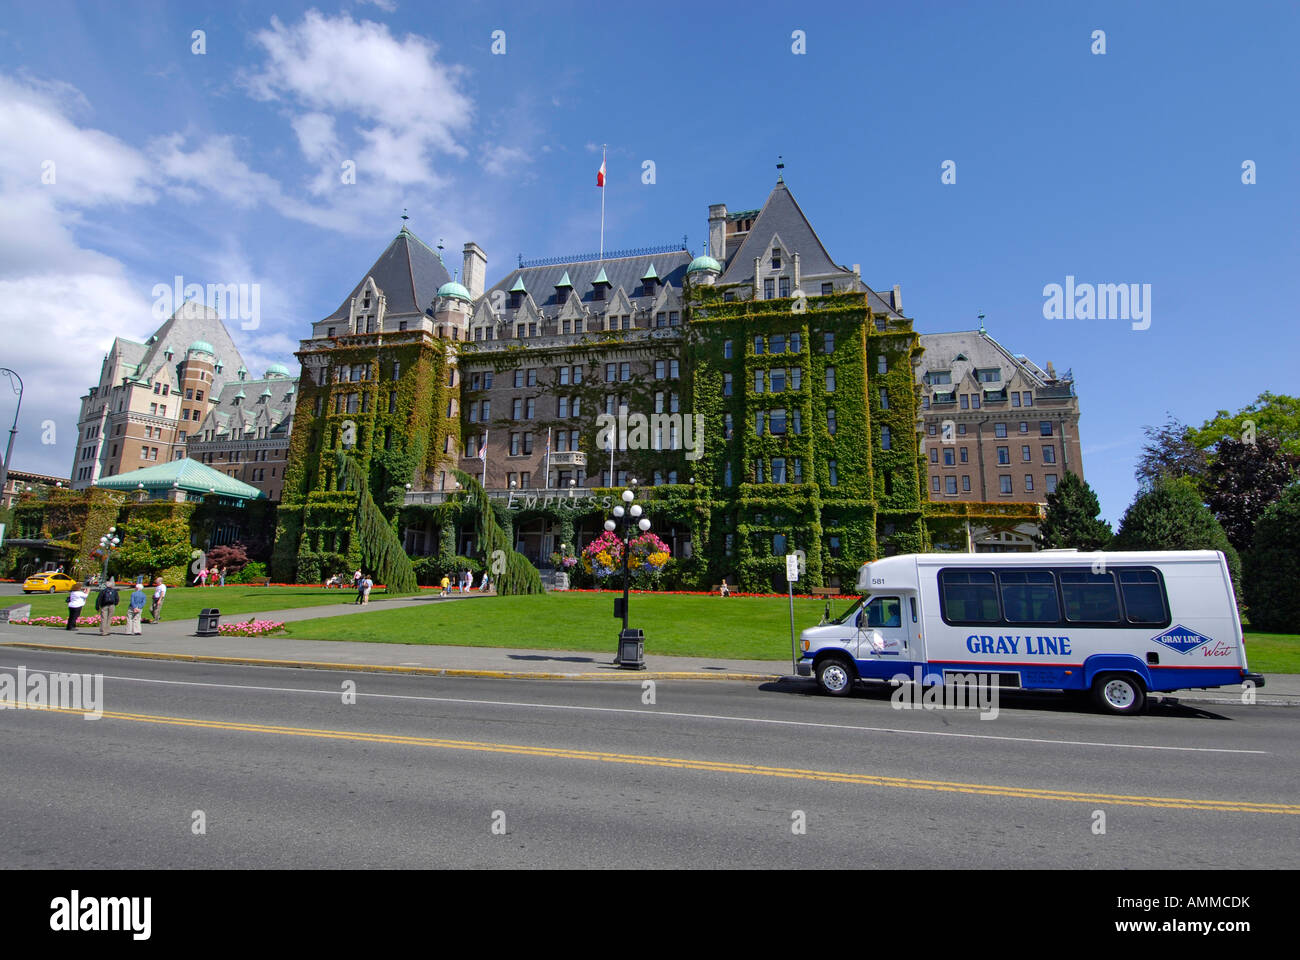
[830,597,865,625]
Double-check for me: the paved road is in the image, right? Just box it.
[1,648,1296,868]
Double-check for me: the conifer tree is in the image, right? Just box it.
[452,469,543,595]
[336,450,418,596]
[1035,471,1112,550]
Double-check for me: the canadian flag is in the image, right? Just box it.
[596,157,606,187]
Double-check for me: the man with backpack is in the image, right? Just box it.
[96,578,120,636]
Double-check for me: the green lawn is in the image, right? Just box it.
[1242,633,1300,675]
[287,592,838,661]
[11,585,384,623]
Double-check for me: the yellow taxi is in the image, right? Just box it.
[22,572,78,594]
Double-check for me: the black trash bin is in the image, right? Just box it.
[617,628,645,670]
[196,608,221,637]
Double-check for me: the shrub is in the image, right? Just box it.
[157,565,188,587]
[1243,482,1300,633]
[233,561,268,583]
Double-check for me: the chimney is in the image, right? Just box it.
[462,242,487,300]
[892,284,902,313]
[708,204,727,262]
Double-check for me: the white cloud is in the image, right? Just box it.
[243,10,471,184]
[481,144,531,178]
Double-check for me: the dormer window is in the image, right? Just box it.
[771,247,782,269]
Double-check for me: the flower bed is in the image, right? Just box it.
[217,619,287,637]
[8,615,128,626]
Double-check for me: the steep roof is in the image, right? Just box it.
[485,252,691,308]
[132,302,248,393]
[93,457,263,500]
[718,181,847,284]
[917,329,1057,389]
[323,227,452,321]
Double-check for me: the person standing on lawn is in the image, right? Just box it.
[355,574,366,605]
[95,578,119,636]
[361,574,373,604]
[127,581,147,635]
[150,577,167,624]
[218,565,227,587]
[65,583,88,631]
[440,574,450,597]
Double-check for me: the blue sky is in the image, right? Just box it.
[1,0,1296,523]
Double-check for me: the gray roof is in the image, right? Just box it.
[485,252,691,308]
[718,181,850,284]
[917,329,1066,389]
[196,373,297,439]
[324,227,452,321]
[123,302,248,394]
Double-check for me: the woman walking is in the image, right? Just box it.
[65,582,88,631]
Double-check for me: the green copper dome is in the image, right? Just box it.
[187,340,216,356]
[437,280,472,303]
[265,363,290,377]
[687,254,722,275]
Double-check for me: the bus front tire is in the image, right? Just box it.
[1091,672,1146,715]
[816,657,855,697]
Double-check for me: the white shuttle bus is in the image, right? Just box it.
[796,550,1264,714]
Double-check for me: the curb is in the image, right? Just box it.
[0,641,784,683]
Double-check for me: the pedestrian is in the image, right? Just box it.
[218,565,227,587]
[362,574,373,605]
[197,566,208,588]
[95,578,120,636]
[127,581,147,635]
[719,578,731,598]
[353,568,362,591]
[479,571,491,592]
[440,574,450,597]
[150,576,167,624]
[66,582,88,631]
[355,574,366,605]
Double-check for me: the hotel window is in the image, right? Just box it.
[724,413,733,439]
[995,423,1007,438]
[654,392,664,414]
[755,460,765,483]
[770,409,787,435]
[621,316,631,330]
[572,397,581,417]
[723,373,732,397]
[881,426,892,450]
[559,397,570,418]
[771,248,782,269]
[792,409,802,434]
[827,409,837,434]
[946,476,958,495]
[361,393,370,413]
[185,388,193,400]
[481,400,491,420]
[879,387,889,409]
[485,372,495,388]
[670,360,679,378]
[523,432,533,454]
[960,395,969,409]
[778,277,791,298]
[619,362,631,381]
[1023,393,1033,406]
[930,448,939,463]
[771,334,786,355]
[385,427,393,451]
[823,331,834,353]
[999,475,1013,494]
[510,433,520,456]
[521,471,531,487]
[828,460,838,486]
[1020,421,1029,433]
[527,369,537,387]
[958,424,967,436]
[389,391,398,414]
[875,318,886,332]
[559,367,570,386]
[943,449,955,466]
[1025,475,1034,492]
[931,476,941,493]
[755,370,765,394]
[347,393,359,414]
[512,399,522,420]
[1040,421,1053,437]
[770,368,786,393]
[754,335,764,355]
[772,458,787,484]
[792,458,803,482]
[928,423,937,436]
[922,397,930,410]
[140,446,149,460]
[1045,474,1058,493]
[655,360,666,379]
[670,392,680,413]
[1022,445,1032,462]
[971,395,980,409]
[558,433,569,453]
[755,411,765,436]
[1042,445,1057,464]
[962,475,971,492]
[724,340,733,359]
[825,367,836,392]
[877,355,887,374]
[764,279,775,299]
[525,398,535,419]
[1012,392,1021,407]
[821,282,833,296]
[997,446,1010,465]
[514,370,524,388]
[724,462,733,487]
[656,312,666,328]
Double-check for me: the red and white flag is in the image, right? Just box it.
[596,156,606,187]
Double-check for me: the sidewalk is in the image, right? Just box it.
[0,599,1295,700]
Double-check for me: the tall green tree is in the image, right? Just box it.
[1201,436,1299,552]
[1135,414,1207,491]
[110,517,193,582]
[1189,392,1300,458]
[1112,476,1241,601]
[1244,482,1300,633]
[1035,471,1112,550]
[336,450,417,596]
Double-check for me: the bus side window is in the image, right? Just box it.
[909,597,918,623]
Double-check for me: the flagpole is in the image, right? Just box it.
[599,144,606,260]
[545,427,552,489]
[481,429,488,488]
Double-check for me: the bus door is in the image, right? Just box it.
[855,594,912,678]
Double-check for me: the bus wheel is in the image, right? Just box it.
[816,658,855,697]
[1091,673,1146,715]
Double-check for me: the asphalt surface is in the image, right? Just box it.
[1,647,1296,868]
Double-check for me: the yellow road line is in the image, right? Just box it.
[12,703,1297,815]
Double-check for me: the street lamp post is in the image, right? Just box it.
[604,487,651,669]
[0,367,24,501]
[98,526,121,585]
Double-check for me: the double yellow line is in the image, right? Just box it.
[19,704,1300,815]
